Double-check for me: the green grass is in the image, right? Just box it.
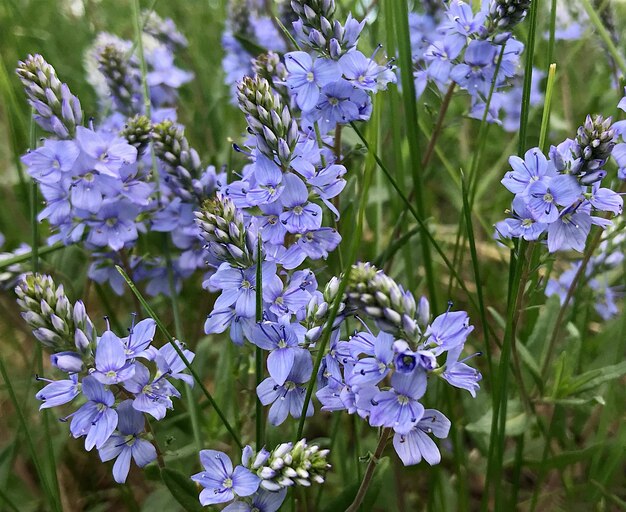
[1,0,626,511]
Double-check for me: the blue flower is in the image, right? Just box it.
[257,350,314,426]
[21,139,79,183]
[546,205,592,253]
[284,52,341,112]
[252,319,308,386]
[350,331,394,386]
[69,375,118,450]
[393,409,451,466]
[122,317,156,359]
[98,400,157,483]
[501,148,556,195]
[123,362,179,420]
[450,40,498,96]
[279,173,322,234]
[85,200,140,251]
[35,374,80,409]
[502,196,547,241]
[442,346,481,397]
[525,175,581,223]
[191,450,260,506]
[223,488,287,512]
[424,309,474,355]
[75,126,137,178]
[92,330,135,385]
[369,369,427,434]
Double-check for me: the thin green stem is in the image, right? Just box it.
[579,0,626,76]
[255,236,265,449]
[345,428,392,512]
[295,119,375,440]
[350,122,481,315]
[117,266,243,450]
[0,243,64,271]
[0,356,61,512]
[393,0,437,309]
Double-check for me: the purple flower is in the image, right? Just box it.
[85,200,140,251]
[349,331,394,386]
[75,126,137,178]
[547,205,592,253]
[122,317,156,359]
[588,183,623,214]
[442,345,481,397]
[209,262,276,318]
[92,330,135,385]
[339,50,395,92]
[526,175,581,223]
[35,374,80,409]
[424,310,474,355]
[450,40,497,95]
[223,488,287,512]
[191,450,260,506]
[393,409,451,466]
[311,79,369,133]
[256,350,313,426]
[98,400,157,483]
[246,155,285,206]
[503,196,547,241]
[153,340,196,386]
[369,369,427,434]
[69,376,118,450]
[284,52,341,112]
[501,148,556,195]
[252,319,308,385]
[279,173,322,234]
[294,227,341,260]
[21,139,79,183]
[123,362,179,420]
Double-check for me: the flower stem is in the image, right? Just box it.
[346,427,392,512]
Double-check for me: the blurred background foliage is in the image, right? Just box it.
[0,0,625,510]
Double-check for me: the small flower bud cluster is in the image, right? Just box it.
[574,114,616,180]
[15,273,96,354]
[142,10,188,50]
[290,0,363,58]
[247,440,331,490]
[482,0,531,37]
[95,43,142,115]
[252,52,288,90]
[121,114,152,155]
[345,262,419,338]
[194,194,257,268]
[16,54,83,139]
[151,120,206,202]
[305,263,420,343]
[237,75,298,167]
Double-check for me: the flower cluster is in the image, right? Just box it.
[192,440,330,509]
[408,0,543,130]
[221,0,288,102]
[309,263,479,465]
[497,97,624,252]
[16,273,195,483]
[546,224,624,320]
[18,15,219,297]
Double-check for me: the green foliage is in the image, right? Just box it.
[1,0,625,510]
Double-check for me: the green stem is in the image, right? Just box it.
[579,0,626,76]
[295,120,375,441]
[117,266,243,450]
[255,237,265,448]
[393,0,437,309]
[0,243,65,271]
[0,356,61,512]
[345,428,392,512]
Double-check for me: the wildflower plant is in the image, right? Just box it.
[2,0,626,511]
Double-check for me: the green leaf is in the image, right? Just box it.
[160,468,204,512]
[563,361,626,397]
[466,400,530,437]
[321,457,390,512]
